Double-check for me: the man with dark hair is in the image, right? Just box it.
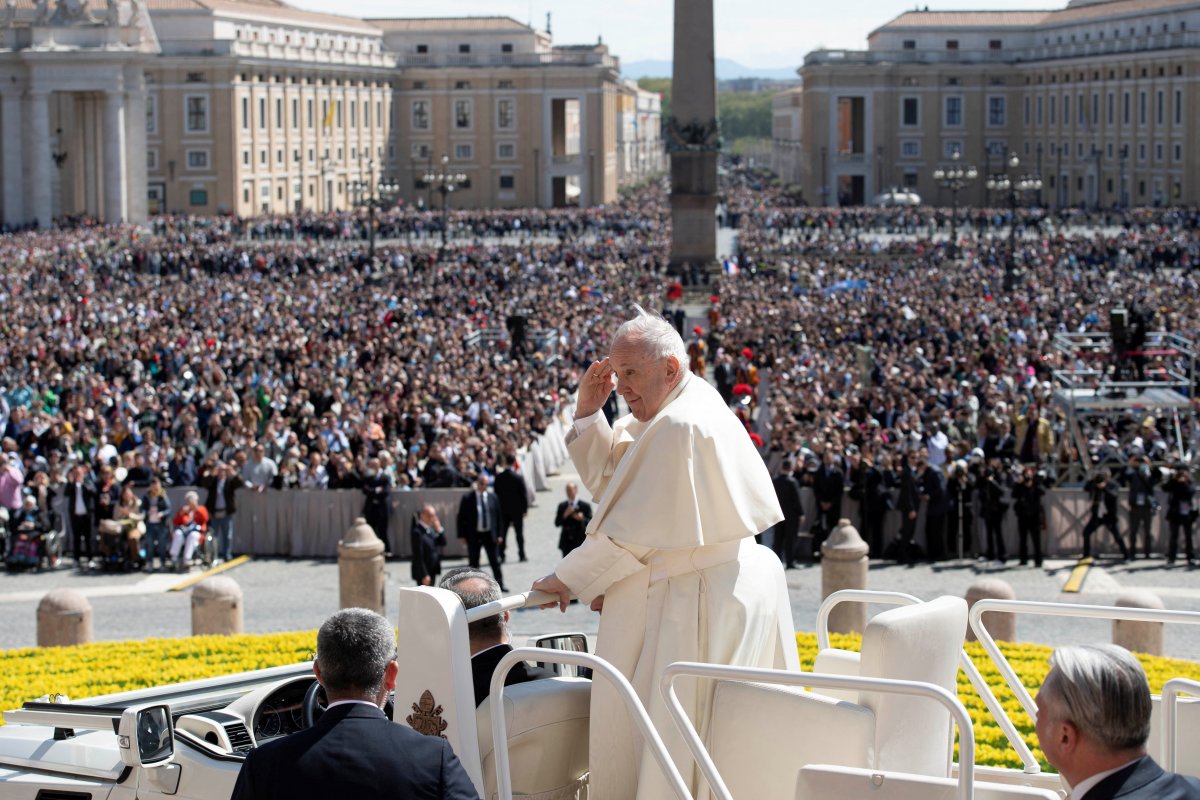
[771,459,804,568]
[493,453,529,562]
[456,474,506,591]
[440,568,554,706]
[1035,643,1200,799]
[231,608,479,800]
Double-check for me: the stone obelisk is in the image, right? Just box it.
[667,0,719,273]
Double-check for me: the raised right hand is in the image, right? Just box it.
[575,357,614,420]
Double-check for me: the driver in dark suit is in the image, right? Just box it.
[440,567,555,707]
[456,474,506,592]
[231,608,479,800]
[1034,643,1200,800]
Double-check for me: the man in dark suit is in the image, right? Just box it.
[410,504,445,586]
[812,449,844,557]
[440,568,555,707]
[456,474,506,591]
[771,459,804,568]
[1035,643,1200,800]
[64,462,96,569]
[554,482,592,557]
[493,453,529,562]
[231,608,479,800]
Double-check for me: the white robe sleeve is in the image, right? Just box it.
[566,412,624,500]
[555,533,647,604]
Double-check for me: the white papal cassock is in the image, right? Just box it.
[557,371,795,800]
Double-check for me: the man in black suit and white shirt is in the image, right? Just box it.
[440,568,555,707]
[230,607,479,800]
[456,474,506,591]
[554,482,592,557]
[1035,643,1200,799]
[493,453,529,562]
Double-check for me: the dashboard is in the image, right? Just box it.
[250,678,313,743]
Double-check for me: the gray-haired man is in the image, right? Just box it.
[1035,643,1200,799]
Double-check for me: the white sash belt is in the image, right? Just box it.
[648,538,745,585]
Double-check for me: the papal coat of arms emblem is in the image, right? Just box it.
[406,689,448,737]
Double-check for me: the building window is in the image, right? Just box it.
[901,97,919,126]
[1175,143,1183,161]
[455,99,472,129]
[1139,91,1147,125]
[1023,96,1030,126]
[1036,96,1043,125]
[242,150,250,166]
[189,189,208,206]
[944,140,963,158]
[416,44,428,54]
[307,99,314,128]
[989,39,1002,49]
[498,80,515,89]
[458,43,470,53]
[147,148,158,171]
[454,143,472,160]
[1156,143,1163,161]
[497,98,515,130]
[1157,90,1164,125]
[258,97,266,129]
[455,80,471,90]
[497,141,516,159]
[501,43,513,53]
[1049,95,1056,125]
[349,100,356,129]
[944,96,963,126]
[411,143,431,159]
[411,100,430,130]
[1138,143,1146,160]
[1092,93,1099,126]
[1107,92,1115,125]
[946,39,959,50]
[1123,91,1130,125]
[499,174,514,189]
[185,149,209,170]
[185,95,209,133]
[900,140,920,157]
[241,97,249,130]
[902,39,916,49]
[1176,89,1183,125]
[276,148,284,164]
[275,97,283,128]
[260,149,267,164]
[292,98,299,128]
[146,94,158,135]
[987,96,1005,126]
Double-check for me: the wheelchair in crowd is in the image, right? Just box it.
[3,508,64,572]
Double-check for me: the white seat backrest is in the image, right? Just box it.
[395,587,483,795]
[1148,694,1200,779]
[797,765,1062,800]
[476,678,591,800]
[709,682,875,800]
[859,595,968,776]
[811,649,862,703]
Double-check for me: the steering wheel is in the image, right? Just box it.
[301,680,327,729]
[301,682,395,728]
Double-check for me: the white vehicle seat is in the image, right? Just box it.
[1148,695,1200,779]
[704,595,967,800]
[796,765,1062,799]
[475,678,591,800]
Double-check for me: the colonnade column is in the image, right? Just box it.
[123,70,147,222]
[26,89,51,227]
[2,92,24,226]
[103,89,127,223]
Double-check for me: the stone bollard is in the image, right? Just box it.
[965,578,1017,643]
[821,519,871,635]
[339,517,386,615]
[37,589,93,647]
[1113,590,1165,656]
[192,576,244,636]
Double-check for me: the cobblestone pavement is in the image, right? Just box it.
[4,471,1200,660]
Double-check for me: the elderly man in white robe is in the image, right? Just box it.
[533,306,797,800]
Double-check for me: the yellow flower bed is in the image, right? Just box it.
[2,630,1199,775]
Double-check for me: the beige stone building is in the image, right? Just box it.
[616,78,666,185]
[771,86,804,187]
[0,4,637,225]
[795,0,1200,207]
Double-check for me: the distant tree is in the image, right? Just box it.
[635,78,772,145]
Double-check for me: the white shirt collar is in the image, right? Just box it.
[1070,756,1144,799]
[325,699,383,711]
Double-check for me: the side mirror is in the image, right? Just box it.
[118,704,174,768]
[531,632,592,679]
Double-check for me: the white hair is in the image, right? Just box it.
[185,491,199,504]
[614,304,687,365]
[1043,644,1151,752]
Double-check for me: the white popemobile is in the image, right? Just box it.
[2,587,1200,800]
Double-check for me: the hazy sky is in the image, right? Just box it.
[289,0,1061,69]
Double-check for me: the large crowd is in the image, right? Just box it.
[2,164,1199,567]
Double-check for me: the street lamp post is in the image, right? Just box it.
[985,151,1043,293]
[422,154,468,250]
[348,158,401,265]
[931,149,978,259]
